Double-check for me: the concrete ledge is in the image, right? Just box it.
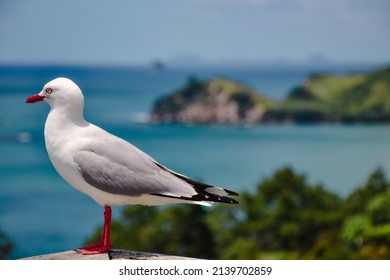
[21,249,199,260]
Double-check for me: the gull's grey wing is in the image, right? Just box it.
[73,132,239,204]
[73,136,197,198]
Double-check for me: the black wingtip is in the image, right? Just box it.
[152,161,239,204]
[151,192,239,205]
[191,191,239,204]
[224,188,239,197]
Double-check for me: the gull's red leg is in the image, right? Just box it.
[76,205,112,255]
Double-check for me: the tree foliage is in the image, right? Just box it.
[83,166,390,259]
[341,168,390,259]
[3,166,389,259]
[0,230,13,259]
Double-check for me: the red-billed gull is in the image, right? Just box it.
[26,77,239,255]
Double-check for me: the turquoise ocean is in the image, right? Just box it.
[1,65,390,258]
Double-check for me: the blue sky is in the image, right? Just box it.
[0,0,389,66]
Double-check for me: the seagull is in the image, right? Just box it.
[26,77,239,255]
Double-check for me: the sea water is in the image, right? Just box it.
[1,65,389,258]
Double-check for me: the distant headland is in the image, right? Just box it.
[150,66,390,125]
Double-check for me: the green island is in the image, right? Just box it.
[151,66,390,124]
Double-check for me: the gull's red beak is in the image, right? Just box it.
[26,94,45,103]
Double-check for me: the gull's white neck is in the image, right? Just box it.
[44,102,89,153]
[47,104,86,127]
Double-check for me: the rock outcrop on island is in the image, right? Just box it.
[151,77,274,125]
[151,66,390,125]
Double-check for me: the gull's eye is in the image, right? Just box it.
[45,88,53,94]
